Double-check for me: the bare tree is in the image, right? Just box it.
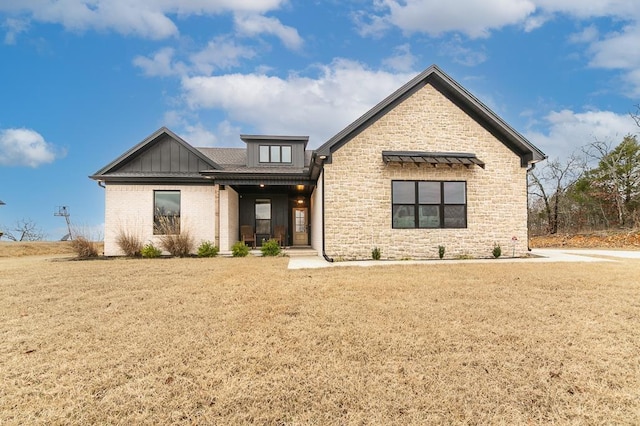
[528,153,586,234]
[3,218,46,241]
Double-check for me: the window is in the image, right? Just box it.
[392,181,466,229]
[259,145,292,163]
[154,190,180,234]
[255,199,271,235]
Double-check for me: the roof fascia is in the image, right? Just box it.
[316,65,546,166]
[90,127,221,179]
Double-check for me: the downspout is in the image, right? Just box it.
[321,166,334,262]
[97,180,105,188]
[526,162,536,252]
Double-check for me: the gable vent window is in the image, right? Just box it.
[259,145,292,163]
[392,181,466,229]
[154,190,181,234]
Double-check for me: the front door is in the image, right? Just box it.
[292,208,308,245]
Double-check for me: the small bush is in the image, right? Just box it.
[70,236,99,259]
[438,245,445,259]
[371,246,381,260]
[492,244,502,258]
[261,239,281,257]
[115,229,143,257]
[232,241,250,257]
[157,230,194,258]
[141,243,162,258]
[197,241,219,258]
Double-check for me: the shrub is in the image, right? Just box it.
[232,241,250,257]
[115,229,143,257]
[154,218,194,257]
[70,236,99,259]
[141,243,162,258]
[371,246,381,260]
[197,241,219,258]
[492,244,502,258]
[438,245,445,259]
[261,239,281,257]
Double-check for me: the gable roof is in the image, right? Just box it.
[90,127,221,183]
[316,64,546,167]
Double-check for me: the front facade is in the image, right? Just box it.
[91,65,545,259]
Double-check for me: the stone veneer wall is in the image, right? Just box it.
[103,184,216,256]
[323,84,529,260]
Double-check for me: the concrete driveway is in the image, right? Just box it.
[288,248,640,269]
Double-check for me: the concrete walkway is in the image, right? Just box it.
[287,248,640,270]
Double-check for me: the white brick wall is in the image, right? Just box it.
[104,184,216,256]
[310,170,323,256]
[218,186,239,252]
[323,84,529,260]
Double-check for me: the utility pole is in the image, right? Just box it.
[54,206,73,241]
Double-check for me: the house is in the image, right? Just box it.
[90,65,546,259]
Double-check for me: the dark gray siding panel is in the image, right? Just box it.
[110,134,212,174]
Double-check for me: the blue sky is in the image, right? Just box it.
[1,0,639,240]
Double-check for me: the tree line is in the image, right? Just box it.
[529,108,640,235]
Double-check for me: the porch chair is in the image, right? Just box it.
[273,225,286,247]
[241,225,256,248]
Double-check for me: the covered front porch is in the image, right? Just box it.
[235,184,313,248]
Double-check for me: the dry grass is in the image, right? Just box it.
[0,241,104,258]
[1,252,640,424]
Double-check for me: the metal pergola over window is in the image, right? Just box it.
[382,151,485,169]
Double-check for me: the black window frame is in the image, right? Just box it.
[259,145,292,163]
[391,181,467,229]
[153,190,181,235]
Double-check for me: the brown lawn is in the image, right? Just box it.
[1,244,640,424]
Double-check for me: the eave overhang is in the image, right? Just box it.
[382,151,485,169]
[89,173,212,185]
[199,170,313,186]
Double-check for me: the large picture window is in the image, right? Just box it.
[259,145,292,163]
[154,190,180,234]
[392,181,466,229]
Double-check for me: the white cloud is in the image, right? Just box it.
[2,17,28,44]
[0,0,288,39]
[359,0,640,39]
[134,38,257,77]
[0,128,64,167]
[180,59,415,146]
[569,25,599,44]
[439,35,487,66]
[362,0,537,38]
[133,47,186,77]
[189,38,256,74]
[180,123,218,147]
[234,14,303,50]
[525,109,638,161]
[382,44,417,72]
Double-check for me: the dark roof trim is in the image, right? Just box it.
[316,65,546,167]
[89,176,213,184]
[240,134,309,150]
[90,127,221,179]
[382,151,485,169]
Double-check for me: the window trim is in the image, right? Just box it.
[391,180,467,229]
[258,145,293,163]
